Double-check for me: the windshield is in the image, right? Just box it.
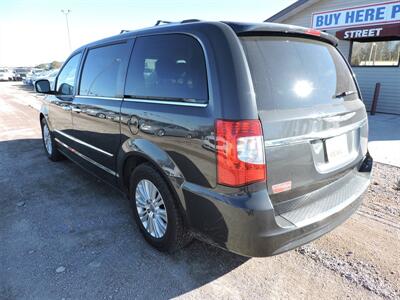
[240,36,358,111]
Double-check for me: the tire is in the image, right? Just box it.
[40,118,63,161]
[129,163,191,252]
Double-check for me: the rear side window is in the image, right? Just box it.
[241,36,358,110]
[80,43,129,98]
[125,34,208,103]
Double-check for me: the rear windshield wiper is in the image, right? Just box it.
[333,91,356,99]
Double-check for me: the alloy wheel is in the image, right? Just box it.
[135,179,168,238]
[43,123,52,155]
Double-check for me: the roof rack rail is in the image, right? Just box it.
[120,30,130,34]
[181,19,201,23]
[155,20,172,26]
[155,19,201,26]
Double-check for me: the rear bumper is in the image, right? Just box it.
[182,156,371,257]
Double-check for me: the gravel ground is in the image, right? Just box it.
[366,163,400,220]
[0,82,399,299]
[296,162,400,300]
[297,244,398,299]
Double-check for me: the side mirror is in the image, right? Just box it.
[35,79,53,94]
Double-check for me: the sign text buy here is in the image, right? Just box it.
[312,1,400,30]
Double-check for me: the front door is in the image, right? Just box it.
[48,52,82,144]
[70,41,132,178]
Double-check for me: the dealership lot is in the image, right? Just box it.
[0,82,399,299]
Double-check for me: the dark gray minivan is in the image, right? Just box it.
[36,21,372,257]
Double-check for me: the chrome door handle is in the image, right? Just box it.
[62,106,72,111]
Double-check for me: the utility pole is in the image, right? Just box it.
[61,9,72,52]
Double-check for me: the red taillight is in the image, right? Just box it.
[305,28,321,36]
[215,119,266,187]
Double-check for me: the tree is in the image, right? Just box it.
[50,61,63,69]
[34,61,63,70]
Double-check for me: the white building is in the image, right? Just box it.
[267,0,400,114]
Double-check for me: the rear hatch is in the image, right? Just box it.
[240,35,368,209]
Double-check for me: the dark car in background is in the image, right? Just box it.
[35,20,372,257]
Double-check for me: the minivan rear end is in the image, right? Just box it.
[241,34,370,223]
[186,23,372,257]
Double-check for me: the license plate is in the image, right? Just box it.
[325,134,349,163]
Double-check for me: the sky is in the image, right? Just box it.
[0,0,295,67]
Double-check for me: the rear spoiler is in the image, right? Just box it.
[223,22,338,46]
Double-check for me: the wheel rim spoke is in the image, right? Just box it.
[138,208,147,218]
[148,216,155,237]
[157,209,168,223]
[153,193,163,207]
[151,186,158,200]
[155,215,167,234]
[43,124,52,154]
[145,217,151,232]
[135,191,147,208]
[144,180,151,199]
[152,217,160,238]
[135,179,168,238]
[137,184,147,203]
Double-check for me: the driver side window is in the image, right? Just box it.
[56,53,82,96]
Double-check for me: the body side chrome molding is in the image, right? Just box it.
[55,138,119,177]
[55,130,114,157]
[75,95,122,101]
[122,98,207,107]
[74,95,208,107]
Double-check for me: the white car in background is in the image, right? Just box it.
[23,69,45,85]
[34,69,60,89]
[0,68,15,81]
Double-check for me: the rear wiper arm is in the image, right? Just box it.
[333,91,356,99]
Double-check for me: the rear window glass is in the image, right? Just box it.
[241,36,358,110]
[125,34,208,103]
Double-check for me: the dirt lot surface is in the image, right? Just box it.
[1,82,399,299]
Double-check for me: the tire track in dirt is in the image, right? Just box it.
[296,245,399,299]
[297,163,400,299]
